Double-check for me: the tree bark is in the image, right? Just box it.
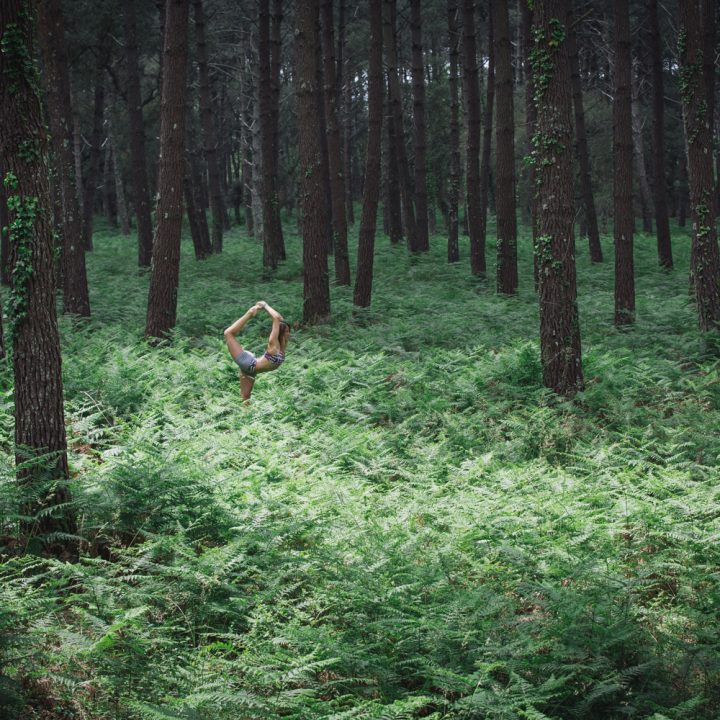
[343,57,355,225]
[678,0,720,331]
[321,0,351,285]
[567,4,603,263]
[258,0,283,268]
[631,66,654,234]
[384,71,403,244]
[0,0,77,559]
[193,0,226,254]
[354,0,383,307]
[678,149,688,227]
[0,175,9,285]
[532,0,583,395]
[410,0,429,251]
[36,0,91,316]
[383,0,417,251]
[123,0,154,268]
[270,0,285,258]
[648,0,672,267]
[82,52,107,252]
[479,8,495,273]
[145,0,190,339]
[494,0,518,295]
[295,0,331,323]
[447,0,460,263]
[613,0,635,326]
[462,0,484,275]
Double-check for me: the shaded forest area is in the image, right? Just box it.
[1,0,720,718]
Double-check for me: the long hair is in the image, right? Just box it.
[278,321,290,351]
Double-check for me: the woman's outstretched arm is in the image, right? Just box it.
[257,301,284,347]
[224,304,260,357]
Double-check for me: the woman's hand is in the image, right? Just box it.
[256,301,268,310]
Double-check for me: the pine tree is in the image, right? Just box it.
[447,0,460,264]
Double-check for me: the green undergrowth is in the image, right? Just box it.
[1,217,719,720]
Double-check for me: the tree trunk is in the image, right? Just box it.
[0,0,77,559]
[315,34,335,255]
[648,0,672,267]
[270,0,286,256]
[613,0,635,326]
[258,0,283,268]
[123,0,154,268]
[193,0,226,254]
[679,0,720,331]
[567,4,603,263]
[36,0,91,316]
[631,67,654,234]
[321,0,351,285]
[384,72,403,243]
[383,0,417,251]
[0,175,9,285]
[343,58,355,225]
[103,142,118,228]
[72,102,83,217]
[462,0,484,275]
[295,0,331,323]
[354,0,383,307]
[145,0,190,339]
[410,0,429,251]
[82,53,107,252]
[532,0,583,395]
[447,0,460,263]
[494,0,518,295]
[479,8,495,272]
[107,113,131,236]
[520,0,538,282]
[677,150,688,228]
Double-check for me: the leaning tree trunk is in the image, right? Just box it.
[0,0,77,559]
[447,0,460,263]
[145,0,190,339]
[36,0,91,316]
[532,0,583,396]
[193,0,226,254]
[258,0,283,268]
[295,0,331,323]
[648,0,672,267]
[354,0,383,307]
[462,0,484,275]
[82,51,107,252]
[678,0,720,331]
[567,4,603,263]
[613,0,635,326]
[321,0,351,285]
[123,0,154,268]
[383,0,417,251]
[410,0,429,251]
[494,0,518,295]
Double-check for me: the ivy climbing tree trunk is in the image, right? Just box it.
[321,0,351,285]
[462,0,484,275]
[567,4,602,263]
[678,0,720,331]
[613,0,635,326]
[354,0,383,307]
[447,0,460,264]
[494,0,518,295]
[193,0,225,254]
[531,0,583,396]
[145,0,190,339]
[0,0,77,559]
[36,0,91,316]
[295,0,331,324]
[648,0,672,268]
[123,0,154,268]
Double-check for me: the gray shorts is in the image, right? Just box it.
[234,350,257,378]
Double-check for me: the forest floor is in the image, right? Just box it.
[1,217,719,720]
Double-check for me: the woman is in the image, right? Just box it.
[224,301,290,400]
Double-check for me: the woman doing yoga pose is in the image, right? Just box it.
[224,301,289,400]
